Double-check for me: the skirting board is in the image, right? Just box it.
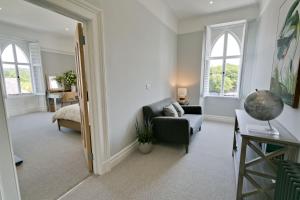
[109,139,138,169]
[204,115,235,123]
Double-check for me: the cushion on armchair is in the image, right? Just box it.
[172,102,185,117]
[163,104,178,117]
[183,114,203,134]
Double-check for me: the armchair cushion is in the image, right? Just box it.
[183,114,203,134]
[163,104,179,117]
[172,102,185,117]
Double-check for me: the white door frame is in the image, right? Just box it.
[0,88,20,200]
[0,0,111,199]
[25,0,111,173]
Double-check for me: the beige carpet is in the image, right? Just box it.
[61,121,236,200]
[8,112,90,200]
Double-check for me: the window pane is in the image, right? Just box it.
[211,34,225,57]
[209,59,223,95]
[16,45,29,63]
[224,58,240,96]
[18,65,33,93]
[1,44,15,62]
[3,64,19,95]
[226,34,241,56]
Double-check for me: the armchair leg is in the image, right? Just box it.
[185,145,189,154]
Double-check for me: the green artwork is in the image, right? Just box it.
[271,0,300,108]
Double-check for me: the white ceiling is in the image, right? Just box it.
[162,0,261,19]
[0,0,77,37]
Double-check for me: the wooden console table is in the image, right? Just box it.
[233,110,300,200]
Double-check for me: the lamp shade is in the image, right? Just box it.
[178,88,187,98]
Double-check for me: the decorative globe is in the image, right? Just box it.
[244,90,284,121]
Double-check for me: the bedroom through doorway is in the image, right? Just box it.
[0,1,92,199]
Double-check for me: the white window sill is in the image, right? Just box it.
[204,95,240,100]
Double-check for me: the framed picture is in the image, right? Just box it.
[270,0,300,108]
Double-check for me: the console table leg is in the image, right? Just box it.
[232,117,238,156]
[236,138,247,200]
[287,146,298,161]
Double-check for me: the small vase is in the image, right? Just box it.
[138,142,153,154]
[71,85,76,92]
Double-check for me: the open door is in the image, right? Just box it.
[75,23,93,172]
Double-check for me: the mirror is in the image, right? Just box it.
[47,76,64,92]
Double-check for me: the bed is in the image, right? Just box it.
[52,104,81,132]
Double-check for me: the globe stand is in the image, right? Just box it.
[246,121,279,136]
[266,121,279,136]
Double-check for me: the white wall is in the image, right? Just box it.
[41,51,75,76]
[241,20,258,98]
[5,95,46,118]
[250,0,300,141]
[177,6,259,117]
[0,178,3,200]
[102,0,177,155]
[177,31,203,105]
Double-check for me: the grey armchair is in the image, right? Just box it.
[143,98,202,153]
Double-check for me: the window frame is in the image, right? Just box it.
[204,21,247,98]
[1,44,34,96]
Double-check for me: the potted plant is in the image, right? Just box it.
[63,70,77,91]
[135,119,153,154]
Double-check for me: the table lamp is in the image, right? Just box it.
[178,88,187,101]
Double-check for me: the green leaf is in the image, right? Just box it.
[284,0,300,28]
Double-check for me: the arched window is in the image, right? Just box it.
[1,44,33,95]
[205,30,244,97]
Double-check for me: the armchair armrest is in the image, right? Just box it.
[182,105,202,115]
[152,117,190,145]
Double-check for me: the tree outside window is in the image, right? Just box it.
[1,44,33,95]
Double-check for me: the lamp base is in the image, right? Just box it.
[178,99,189,105]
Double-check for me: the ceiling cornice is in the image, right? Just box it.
[137,0,178,33]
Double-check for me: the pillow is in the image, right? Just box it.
[172,102,185,117]
[163,104,178,117]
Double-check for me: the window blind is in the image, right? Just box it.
[29,43,45,95]
[202,26,211,97]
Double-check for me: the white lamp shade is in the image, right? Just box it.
[178,88,187,98]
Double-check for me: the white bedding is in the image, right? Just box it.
[52,104,81,123]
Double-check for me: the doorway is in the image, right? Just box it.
[0,2,92,199]
[0,1,110,200]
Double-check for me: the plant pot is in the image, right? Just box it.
[71,85,77,92]
[138,142,153,154]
